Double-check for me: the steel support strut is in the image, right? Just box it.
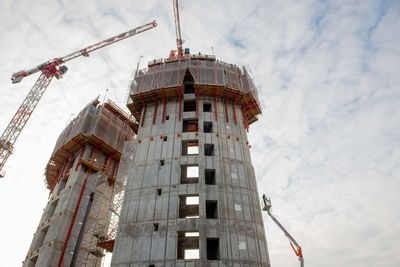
[0,73,53,172]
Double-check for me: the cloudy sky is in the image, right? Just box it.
[0,0,399,266]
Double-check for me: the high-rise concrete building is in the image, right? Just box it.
[111,53,270,266]
[23,99,136,267]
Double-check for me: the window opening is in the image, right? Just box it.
[203,121,213,133]
[179,195,199,218]
[177,231,199,259]
[157,188,162,196]
[47,198,59,219]
[163,136,168,142]
[204,144,214,156]
[160,160,165,166]
[166,115,170,120]
[207,238,220,260]
[184,83,195,94]
[181,165,199,184]
[185,232,199,237]
[182,140,199,155]
[205,169,216,185]
[186,196,199,205]
[183,69,195,94]
[206,200,218,219]
[239,241,247,250]
[203,102,212,112]
[56,179,67,194]
[153,223,159,231]
[183,119,198,132]
[184,100,196,112]
[34,225,49,250]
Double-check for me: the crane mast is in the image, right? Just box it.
[262,194,304,267]
[0,21,157,176]
[172,0,184,57]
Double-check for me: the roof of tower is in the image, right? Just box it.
[127,53,261,126]
[44,98,136,190]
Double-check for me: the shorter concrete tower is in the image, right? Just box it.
[23,99,136,267]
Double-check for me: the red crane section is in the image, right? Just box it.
[172,0,184,57]
[0,21,157,176]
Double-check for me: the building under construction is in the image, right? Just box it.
[110,52,270,266]
[23,99,136,266]
[21,1,271,265]
[23,52,270,267]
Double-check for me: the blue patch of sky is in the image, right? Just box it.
[360,0,392,72]
[227,29,246,49]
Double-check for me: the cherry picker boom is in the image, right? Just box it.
[0,20,157,177]
[262,194,304,267]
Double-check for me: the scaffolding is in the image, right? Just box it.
[40,99,136,266]
[127,54,261,127]
[45,98,136,191]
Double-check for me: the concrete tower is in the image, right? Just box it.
[23,99,135,267]
[112,53,270,266]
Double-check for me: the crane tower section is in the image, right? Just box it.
[0,21,157,176]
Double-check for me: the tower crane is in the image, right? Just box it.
[262,194,304,267]
[0,20,157,177]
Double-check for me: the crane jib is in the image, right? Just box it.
[2,20,157,175]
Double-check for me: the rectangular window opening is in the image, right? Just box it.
[185,232,199,237]
[154,223,159,231]
[185,249,199,259]
[207,238,220,260]
[183,119,198,132]
[203,121,213,133]
[179,195,199,218]
[182,140,199,156]
[181,165,199,184]
[157,188,162,196]
[184,100,196,112]
[204,144,214,156]
[177,231,199,259]
[184,83,195,94]
[206,200,218,219]
[47,199,59,219]
[160,160,165,166]
[56,179,67,194]
[203,102,212,112]
[205,169,216,185]
[34,225,49,250]
[163,136,168,142]
[166,115,170,120]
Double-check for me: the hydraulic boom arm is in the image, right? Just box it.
[262,194,304,267]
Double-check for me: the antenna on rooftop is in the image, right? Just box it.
[102,89,109,103]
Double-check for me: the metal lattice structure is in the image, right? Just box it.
[0,21,157,176]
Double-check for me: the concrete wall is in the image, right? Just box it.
[23,145,115,267]
[112,96,270,266]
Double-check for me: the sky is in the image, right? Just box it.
[0,0,399,266]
